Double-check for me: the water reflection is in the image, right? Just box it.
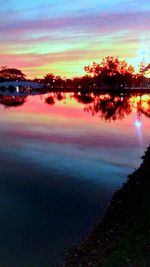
[0,90,149,266]
[0,90,150,123]
[0,95,27,108]
[137,96,150,118]
[45,92,66,105]
[45,95,55,105]
[73,93,93,104]
[73,92,150,122]
[84,94,132,121]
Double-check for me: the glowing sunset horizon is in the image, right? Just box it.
[1,0,150,78]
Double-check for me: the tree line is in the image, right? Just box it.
[0,56,150,90]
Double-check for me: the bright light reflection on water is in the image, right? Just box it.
[0,92,149,266]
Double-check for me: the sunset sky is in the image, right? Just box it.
[1,0,150,78]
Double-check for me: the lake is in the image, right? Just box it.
[0,91,149,267]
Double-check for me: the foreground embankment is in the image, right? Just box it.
[60,145,150,267]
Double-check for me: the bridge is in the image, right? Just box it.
[0,81,43,90]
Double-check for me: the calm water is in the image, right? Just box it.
[0,91,149,266]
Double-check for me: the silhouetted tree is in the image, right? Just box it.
[64,78,72,88]
[84,57,134,89]
[54,76,63,87]
[33,77,44,83]
[0,67,26,81]
[71,75,94,90]
[80,75,94,89]
[43,73,55,85]
[72,77,82,88]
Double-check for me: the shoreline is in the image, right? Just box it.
[39,88,150,95]
[59,145,150,267]
[1,84,150,95]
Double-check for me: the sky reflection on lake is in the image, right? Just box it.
[0,92,149,266]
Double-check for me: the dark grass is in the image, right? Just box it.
[60,145,150,267]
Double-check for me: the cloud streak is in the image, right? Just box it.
[1,0,150,77]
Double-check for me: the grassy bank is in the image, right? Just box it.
[60,145,150,267]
